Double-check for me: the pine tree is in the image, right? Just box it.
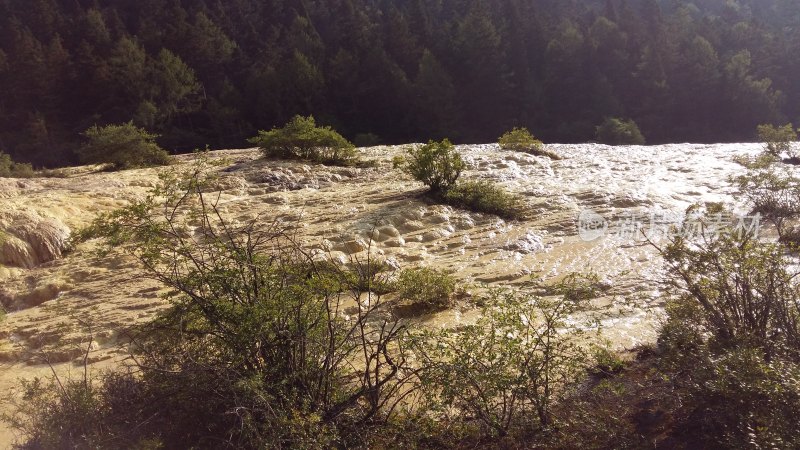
[414,49,459,139]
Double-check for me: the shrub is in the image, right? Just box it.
[757,123,797,159]
[498,127,543,152]
[394,267,456,311]
[651,211,800,448]
[659,218,800,356]
[0,151,34,178]
[674,346,800,449]
[58,161,416,447]
[442,180,521,219]
[78,122,171,170]
[546,272,606,301]
[588,345,626,377]
[733,165,800,242]
[6,374,106,449]
[249,115,357,165]
[394,140,522,219]
[3,368,166,449]
[595,118,645,145]
[498,127,561,159]
[394,139,465,193]
[415,290,589,437]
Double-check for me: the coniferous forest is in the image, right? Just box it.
[1,0,799,166]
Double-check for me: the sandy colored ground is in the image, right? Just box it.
[0,143,763,447]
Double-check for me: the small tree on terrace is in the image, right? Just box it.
[394,139,465,194]
[0,151,34,177]
[498,127,544,153]
[757,123,797,159]
[249,115,356,165]
[78,122,171,170]
[595,118,645,145]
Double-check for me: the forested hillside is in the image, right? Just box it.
[1,0,798,166]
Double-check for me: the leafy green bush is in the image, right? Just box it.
[57,162,415,447]
[249,115,357,165]
[588,345,626,377]
[498,127,561,160]
[733,165,800,242]
[497,127,558,159]
[394,267,456,311]
[6,375,105,449]
[3,369,166,449]
[0,151,34,178]
[78,122,171,170]
[394,139,465,193]
[546,272,606,301]
[394,140,522,219]
[652,209,800,447]
[735,154,800,243]
[677,346,800,449]
[757,123,797,159]
[660,219,800,354]
[442,180,521,219]
[659,301,800,449]
[415,290,589,437]
[498,127,543,152]
[595,118,646,145]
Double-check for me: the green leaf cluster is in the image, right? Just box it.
[394,267,456,311]
[416,290,589,436]
[498,128,544,153]
[0,151,34,178]
[595,118,646,145]
[395,139,465,193]
[442,180,522,219]
[78,122,171,170]
[249,115,356,165]
[757,123,797,158]
[656,215,800,448]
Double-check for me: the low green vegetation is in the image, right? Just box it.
[393,139,465,194]
[595,117,646,145]
[394,267,456,311]
[415,290,590,438]
[757,123,798,160]
[733,155,800,243]
[443,180,521,220]
[78,122,172,170]
[0,151,34,178]
[39,163,415,448]
[497,127,560,160]
[498,127,543,152]
[249,115,357,165]
[395,139,522,219]
[546,271,605,302]
[588,345,626,377]
[651,212,800,448]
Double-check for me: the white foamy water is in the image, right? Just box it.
[0,142,774,381]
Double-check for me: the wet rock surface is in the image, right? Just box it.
[0,211,71,269]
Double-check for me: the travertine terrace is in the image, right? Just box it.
[0,142,764,443]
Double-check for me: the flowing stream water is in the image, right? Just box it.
[0,142,772,443]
